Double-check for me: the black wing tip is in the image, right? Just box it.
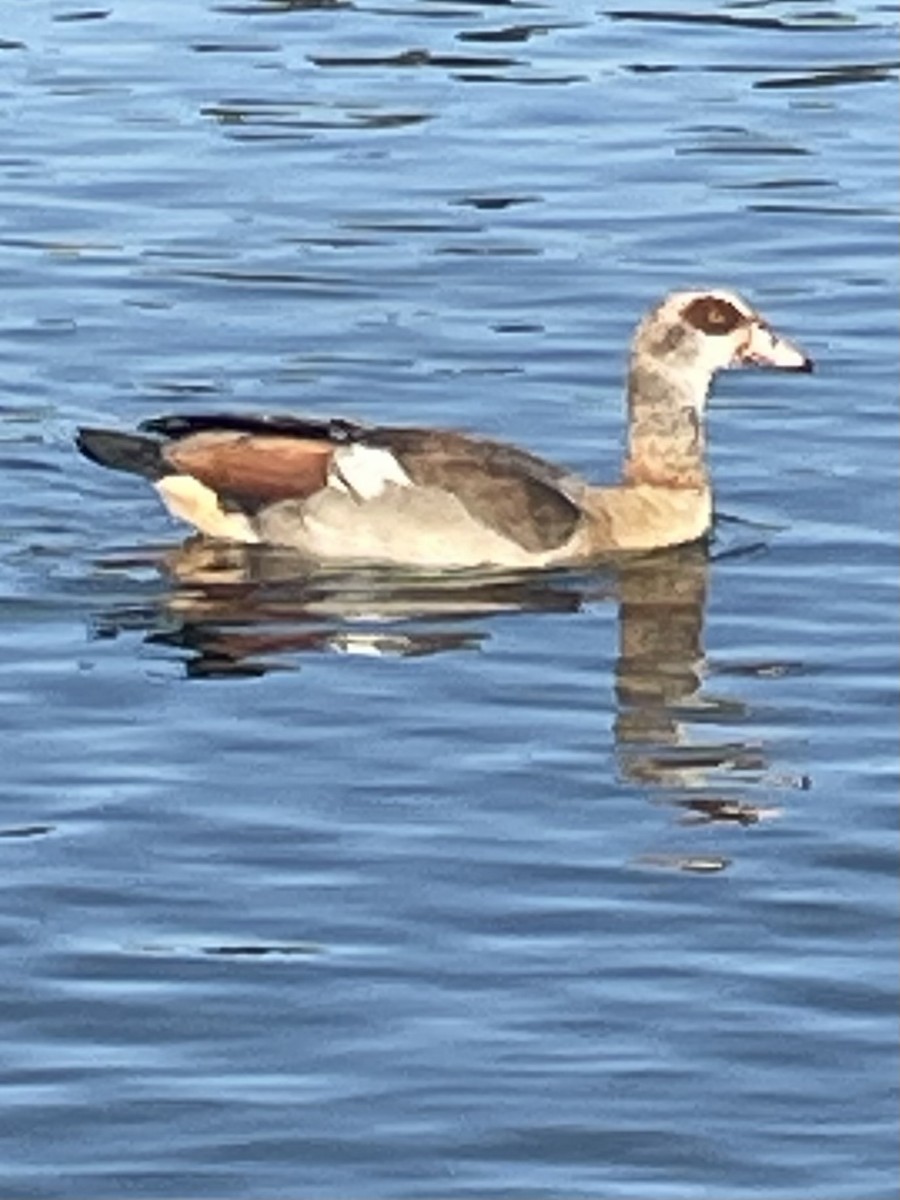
[138,412,369,442]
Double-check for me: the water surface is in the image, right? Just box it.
[0,2,897,1197]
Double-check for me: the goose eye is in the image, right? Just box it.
[682,296,744,336]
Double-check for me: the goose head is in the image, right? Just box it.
[630,288,813,409]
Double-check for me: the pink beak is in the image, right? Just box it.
[736,321,814,372]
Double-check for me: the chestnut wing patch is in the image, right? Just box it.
[164,431,334,510]
[377,429,582,553]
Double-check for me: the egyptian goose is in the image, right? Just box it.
[76,288,812,569]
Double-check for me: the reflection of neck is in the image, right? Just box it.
[623,362,710,489]
[614,542,709,769]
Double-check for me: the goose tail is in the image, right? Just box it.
[76,427,166,480]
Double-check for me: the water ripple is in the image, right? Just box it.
[1,0,896,1194]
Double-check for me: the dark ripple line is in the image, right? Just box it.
[52,8,111,21]
[172,267,357,287]
[626,60,899,85]
[456,24,563,44]
[746,202,896,216]
[191,41,281,54]
[310,48,519,68]
[678,144,811,158]
[608,8,877,32]
[214,0,351,12]
[0,824,54,840]
[202,102,430,130]
[455,72,587,85]
[755,63,898,89]
[136,941,324,959]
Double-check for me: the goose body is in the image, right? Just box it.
[76,288,812,569]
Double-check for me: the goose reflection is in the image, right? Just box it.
[611,542,787,866]
[92,536,792,856]
[94,536,592,673]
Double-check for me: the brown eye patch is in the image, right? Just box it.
[681,295,746,336]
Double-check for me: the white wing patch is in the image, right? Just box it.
[329,443,412,500]
[155,475,259,543]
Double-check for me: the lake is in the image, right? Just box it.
[0,2,897,1197]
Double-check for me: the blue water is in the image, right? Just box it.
[0,2,897,1197]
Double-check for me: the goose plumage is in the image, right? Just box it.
[76,287,813,569]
